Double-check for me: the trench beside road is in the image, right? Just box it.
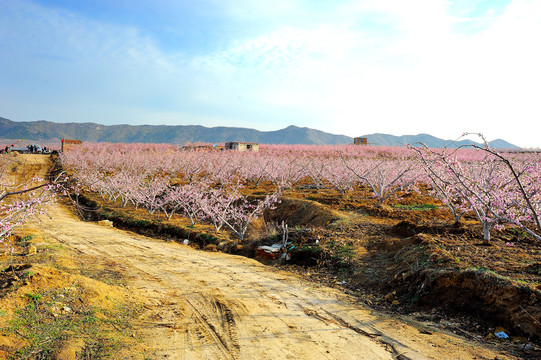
[23,155,508,360]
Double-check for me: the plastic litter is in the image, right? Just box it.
[494,331,509,339]
[256,243,293,261]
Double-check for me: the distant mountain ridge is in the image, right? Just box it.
[362,133,518,149]
[0,117,350,145]
[0,116,519,148]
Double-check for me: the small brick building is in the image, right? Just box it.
[224,141,259,152]
[353,137,368,145]
[61,139,82,152]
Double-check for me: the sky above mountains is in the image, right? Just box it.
[1,0,540,147]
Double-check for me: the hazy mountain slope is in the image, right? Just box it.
[0,117,518,148]
[361,133,517,149]
[0,117,352,145]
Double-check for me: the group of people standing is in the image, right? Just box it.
[0,144,48,154]
[27,144,49,154]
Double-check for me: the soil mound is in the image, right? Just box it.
[265,197,345,227]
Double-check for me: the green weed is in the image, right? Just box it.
[199,233,218,244]
[393,204,439,211]
[5,289,135,359]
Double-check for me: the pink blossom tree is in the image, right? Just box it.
[412,135,541,243]
[342,154,419,205]
[1,157,57,249]
[199,179,280,240]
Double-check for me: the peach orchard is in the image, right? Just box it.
[56,140,541,244]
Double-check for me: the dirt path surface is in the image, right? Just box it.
[21,155,512,359]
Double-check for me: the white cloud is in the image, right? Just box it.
[1,0,540,147]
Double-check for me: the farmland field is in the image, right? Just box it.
[0,144,540,359]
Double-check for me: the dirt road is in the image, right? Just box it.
[21,155,510,359]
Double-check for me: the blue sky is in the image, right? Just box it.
[1,0,540,147]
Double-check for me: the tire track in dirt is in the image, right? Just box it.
[185,296,240,360]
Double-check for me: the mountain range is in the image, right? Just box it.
[0,116,519,148]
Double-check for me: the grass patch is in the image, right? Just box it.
[17,235,35,247]
[327,244,357,278]
[199,233,218,244]
[393,204,439,211]
[392,204,437,211]
[4,288,136,359]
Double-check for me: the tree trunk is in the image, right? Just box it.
[483,221,491,244]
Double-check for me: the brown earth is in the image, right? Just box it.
[78,178,541,351]
[0,154,535,359]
